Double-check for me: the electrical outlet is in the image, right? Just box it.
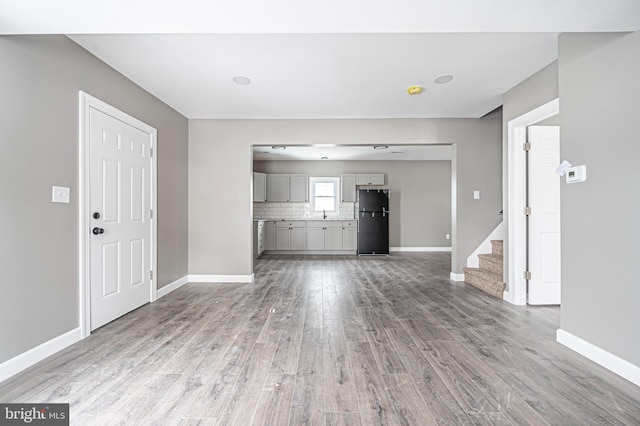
[52,186,70,203]
[445,234,450,240]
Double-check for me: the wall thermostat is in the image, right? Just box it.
[566,165,587,183]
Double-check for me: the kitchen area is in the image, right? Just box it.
[252,145,454,259]
[252,171,387,256]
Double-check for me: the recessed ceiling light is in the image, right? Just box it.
[407,86,423,95]
[373,145,389,150]
[272,145,286,150]
[434,74,454,84]
[232,76,251,85]
[321,157,328,160]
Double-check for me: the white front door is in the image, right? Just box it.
[527,126,561,305]
[89,106,152,330]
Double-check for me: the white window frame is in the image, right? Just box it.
[309,177,340,217]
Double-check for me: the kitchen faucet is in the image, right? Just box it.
[323,210,327,219]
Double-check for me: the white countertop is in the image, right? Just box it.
[254,218,355,222]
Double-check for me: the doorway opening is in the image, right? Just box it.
[504,98,560,305]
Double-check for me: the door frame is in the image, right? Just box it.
[78,92,158,338]
[504,98,559,305]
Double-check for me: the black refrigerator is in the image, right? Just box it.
[357,189,389,255]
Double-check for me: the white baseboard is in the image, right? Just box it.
[390,247,452,252]
[157,275,189,299]
[450,272,465,281]
[188,274,255,283]
[0,327,82,384]
[557,329,640,387]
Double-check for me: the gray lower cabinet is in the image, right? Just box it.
[253,220,265,257]
[342,220,358,251]
[307,221,342,250]
[263,221,277,250]
[325,227,343,250]
[259,220,357,252]
[276,221,306,250]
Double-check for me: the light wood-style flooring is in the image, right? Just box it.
[1,253,639,425]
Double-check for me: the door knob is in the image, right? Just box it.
[92,227,105,235]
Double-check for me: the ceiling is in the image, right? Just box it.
[253,144,454,161]
[2,0,639,121]
[1,1,639,160]
[67,32,560,119]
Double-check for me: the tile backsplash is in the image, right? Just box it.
[254,202,356,220]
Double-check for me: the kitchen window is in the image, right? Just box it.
[310,177,340,216]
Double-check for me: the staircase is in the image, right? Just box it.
[463,240,506,299]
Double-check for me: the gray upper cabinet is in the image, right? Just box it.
[253,172,266,202]
[341,174,356,202]
[266,174,290,202]
[356,173,384,185]
[289,174,309,202]
[266,173,308,202]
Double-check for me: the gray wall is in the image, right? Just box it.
[502,60,559,284]
[189,112,501,276]
[558,32,640,366]
[254,160,452,247]
[0,36,189,363]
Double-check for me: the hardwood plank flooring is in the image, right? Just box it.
[1,253,639,425]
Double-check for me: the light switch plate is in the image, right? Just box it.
[52,186,70,203]
[473,190,480,200]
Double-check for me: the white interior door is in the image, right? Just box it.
[89,107,151,330]
[527,126,561,305]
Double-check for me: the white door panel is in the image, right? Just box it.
[528,126,561,305]
[90,107,151,330]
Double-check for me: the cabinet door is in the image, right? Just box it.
[369,174,384,185]
[290,227,306,250]
[267,174,289,202]
[253,222,260,257]
[342,226,357,251]
[275,227,290,250]
[253,172,266,202]
[341,174,356,202]
[307,227,325,250]
[355,174,370,185]
[289,174,308,202]
[325,227,343,250]
[264,221,276,250]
